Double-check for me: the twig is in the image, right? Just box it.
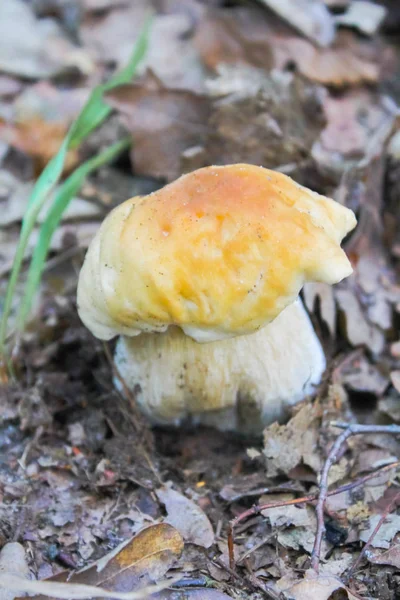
[348,490,400,578]
[310,423,400,572]
[227,458,400,570]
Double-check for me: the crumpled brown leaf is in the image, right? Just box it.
[263,402,322,478]
[0,0,93,79]
[259,0,335,47]
[194,6,274,72]
[360,514,400,549]
[194,66,325,175]
[272,29,380,86]
[280,570,358,600]
[105,72,211,181]
[156,487,214,548]
[367,543,400,568]
[45,523,184,590]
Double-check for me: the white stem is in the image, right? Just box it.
[114,300,325,434]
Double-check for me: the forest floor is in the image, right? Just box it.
[1,1,400,599]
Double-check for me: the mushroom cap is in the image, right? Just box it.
[77,164,356,342]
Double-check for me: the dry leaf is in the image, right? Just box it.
[156,487,214,548]
[263,403,322,478]
[260,0,335,47]
[367,543,400,568]
[360,514,400,549]
[336,289,385,354]
[335,1,387,36]
[1,574,172,600]
[390,371,400,393]
[281,571,358,600]
[44,523,183,590]
[272,29,379,86]
[0,119,78,174]
[105,73,211,181]
[194,6,274,72]
[303,282,336,336]
[0,543,30,600]
[203,67,325,173]
[0,0,92,79]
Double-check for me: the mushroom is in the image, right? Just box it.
[77,164,356,433]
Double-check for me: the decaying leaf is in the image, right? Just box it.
[263,402,322,478]
[0,118,79,174]
[335,1,387,36]
[202,67,325,174]
[367,543,400,568]
[0,543,30,600]
[44,523,184,589]
[360,514,400,549]
[0,0,92,79]
[390,371,400,393]
[260,0,335,47]
[194,6,274,72]
[303,282,336,336]
[280,570,358,600]
[156,487,214,548]
[336,288,385,354]
[105,73,211,181]
[272,29,379,86]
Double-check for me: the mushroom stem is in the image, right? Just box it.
[114,299,325,434]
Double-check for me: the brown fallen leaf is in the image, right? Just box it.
[259,0,335,47]
[271,29,379,86]
[367,543,400,568]
[194,6,274,72]
[41,523,184,591]
[0,118,78,174]
[280,570,358,600]
[0,543,30,600]
[390,371,400,393]
[200,66,325,175]
[156,487,214,548]
[360,514,400,549]
[0,0,93,79]
[263,402,322,479]
[303,282,336,337]
[105,72,211,181]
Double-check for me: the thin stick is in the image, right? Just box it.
[348,490,400,577]
[227,458,400,570]
[310,423,400,572]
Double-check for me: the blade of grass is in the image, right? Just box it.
[0,17,151,363]
[16,138,131,330]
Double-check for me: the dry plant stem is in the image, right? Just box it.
[348,489,400,578]
[227,459,400,570]
[310,423,400,572]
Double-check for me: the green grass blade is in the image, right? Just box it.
[0,135,71,353]
[16,138,131,330]
[69,15,152,148]
[0,18,150,360]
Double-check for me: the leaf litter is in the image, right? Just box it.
[2,1,400,599]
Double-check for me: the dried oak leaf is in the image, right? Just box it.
[280,570,358,600]
[105,72,211,181]
[263,402,322,478]
[367,543,400,569]
[360,514,400,549]
[0,118,78,174]
[194,6,273,72]
[45,523,184,590]
[0,0,92,79]
[271,29,379,86]
[202,66,325,173]
[156,486,214,548]
[81,3,205,92]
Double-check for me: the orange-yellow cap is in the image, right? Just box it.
[77,164,356,342]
